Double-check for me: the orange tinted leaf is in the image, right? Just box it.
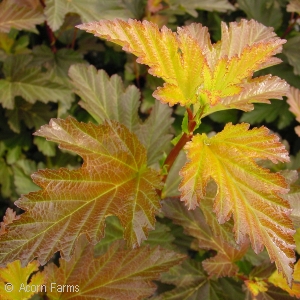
[179,123,295,284]
[0,260,45,300]
[162,198,248,278]
[287,86,300,137]
[269,260,300,298]
[245,280,269,297]
[77,19,287,111]
[0,208,20,236]
[44,235,185,300]
[0,117,161,267]
[0,0,44,33]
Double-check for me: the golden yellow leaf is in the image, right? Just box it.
[0,260,45,300]
[179,123,295,284]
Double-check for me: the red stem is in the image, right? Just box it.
[282,13,299,38]
[157,108,197,198]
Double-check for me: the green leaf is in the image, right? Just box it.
[0,158,13,198]
[68,64,141,131]
[44,0,139,31]
[169,0,235,17]
[33,137,56,157]
[283,34,300,76]
[31,46,84,86]
[162,151,186,198]
[0,0,44,33]
[162,198,247,278]
[44,235,185,300]
[156,259,224,300]
[136,101,174,166]
[237,0,283,30]
[0,117,162,266]
[69,64,174,166]
[5,98,55,134]
[0,55,73,109]
[12,159,41,195]
[240,99,294,129]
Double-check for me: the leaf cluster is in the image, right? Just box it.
[0,0,300,299]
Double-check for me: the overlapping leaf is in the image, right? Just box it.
[169,0,235,17]
[162,198,247,278]
[179,122,295,284]
[0,260,44,300]
[0,54,73,109]
[155,259,226,300]
[269,260,300,298]
[44,235,185,300]
[0,0,44,33]
[0,117,162,267]
[283,34,300,76]
[69,64,174,165]
[44,0,141,31]
[77,19,288,113]
[287,0,300,14]
[287,86,300,136]
[237,0,283,29]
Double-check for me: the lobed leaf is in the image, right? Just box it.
[77,19,288,113]
[156,259,225,300]
[283,34,300,76]
[0,0,44,33]
[287,0,300,14]
[0,117,162,267]
[0,55,73,109]
[69,64,174,165]
[162,198,247,278]
[0,260,44,300]
[179,123,295,284]
[44,235,185,300]
[44,0,139,31]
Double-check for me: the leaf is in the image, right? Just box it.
[179,123,295,284]
[5,98,55,134]
[0,55,73,109]
[287,0,300,14]
[0,260,45,300]
[31,46,84,86]
[156,259,224,300]
[162,198,247,278]
[245,280,269,297]
[0,158,13,198]
[237,0,283,30]
[77,19,288,113]
[68,64,141,131]
[136,101,174,165]
[269,260,300,298]
[44,235,185,300]
[44,0,139,31]
[162,151,186,198]
[283,34,300,76]
[169,0,235,16]
[69,64,174,165]
[287,86,300,133]
[0,117,162,267]
[284,172,300,228]
[240,99,294,130]
[0,0,44,33]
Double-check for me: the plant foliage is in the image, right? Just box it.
[0,0,300,299]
